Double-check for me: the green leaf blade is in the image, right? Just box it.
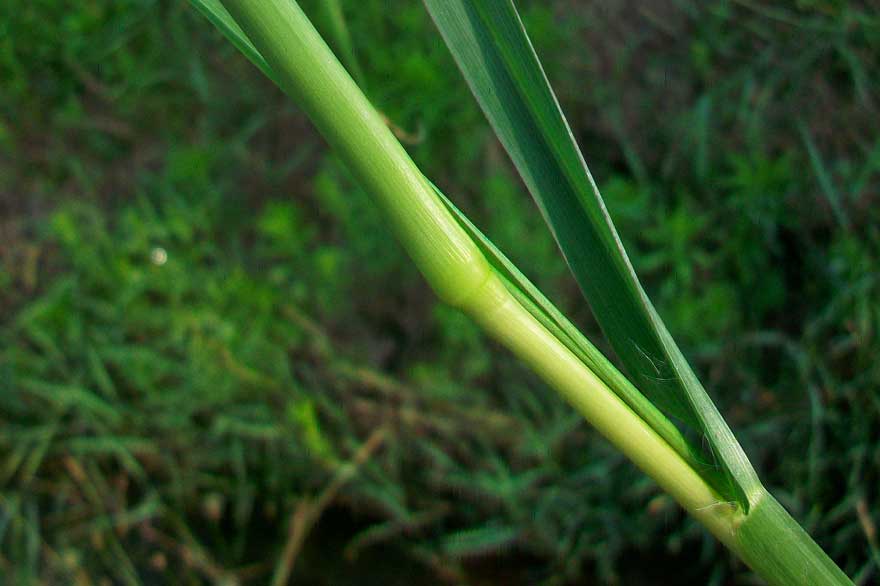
[188,0,278,85]
[423,0,760,507]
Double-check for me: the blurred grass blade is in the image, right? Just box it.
[423,0,760,507]
[798,121,850,230]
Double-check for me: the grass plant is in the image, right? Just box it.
[187,0,857,583]
[3,0,878,584]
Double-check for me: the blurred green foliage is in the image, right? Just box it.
[1,0,879,584]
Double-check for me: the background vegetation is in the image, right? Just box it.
[1,0,878,584]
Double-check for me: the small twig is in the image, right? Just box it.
[271,427,387,586]
[139,523,235,585]
[856,497,880,571]
[343,505,451,560]
[379,112,425,145]
[281,304,334,357]
[216,342,281,390]
[281,303,519,437]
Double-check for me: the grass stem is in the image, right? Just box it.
[213,1,854,583]
[218,0,736,540]
[219,0,491,308]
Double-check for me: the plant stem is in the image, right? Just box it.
[219,0,491,308]
[220,0,736,542]
[214,1,853,583]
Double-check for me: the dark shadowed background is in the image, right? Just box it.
[1,0,879,584]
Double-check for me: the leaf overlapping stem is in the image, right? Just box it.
[187,0,853,583]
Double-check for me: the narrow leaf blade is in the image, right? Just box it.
[423,0,760,507]
[432,183,709,479]
[188,0,278,85]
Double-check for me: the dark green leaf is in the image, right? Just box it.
[423,0,760,507]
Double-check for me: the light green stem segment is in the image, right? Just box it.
[463,274,742,548]
[215,1,853,584]
[218,0,735,536]
[219,0,490,308]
